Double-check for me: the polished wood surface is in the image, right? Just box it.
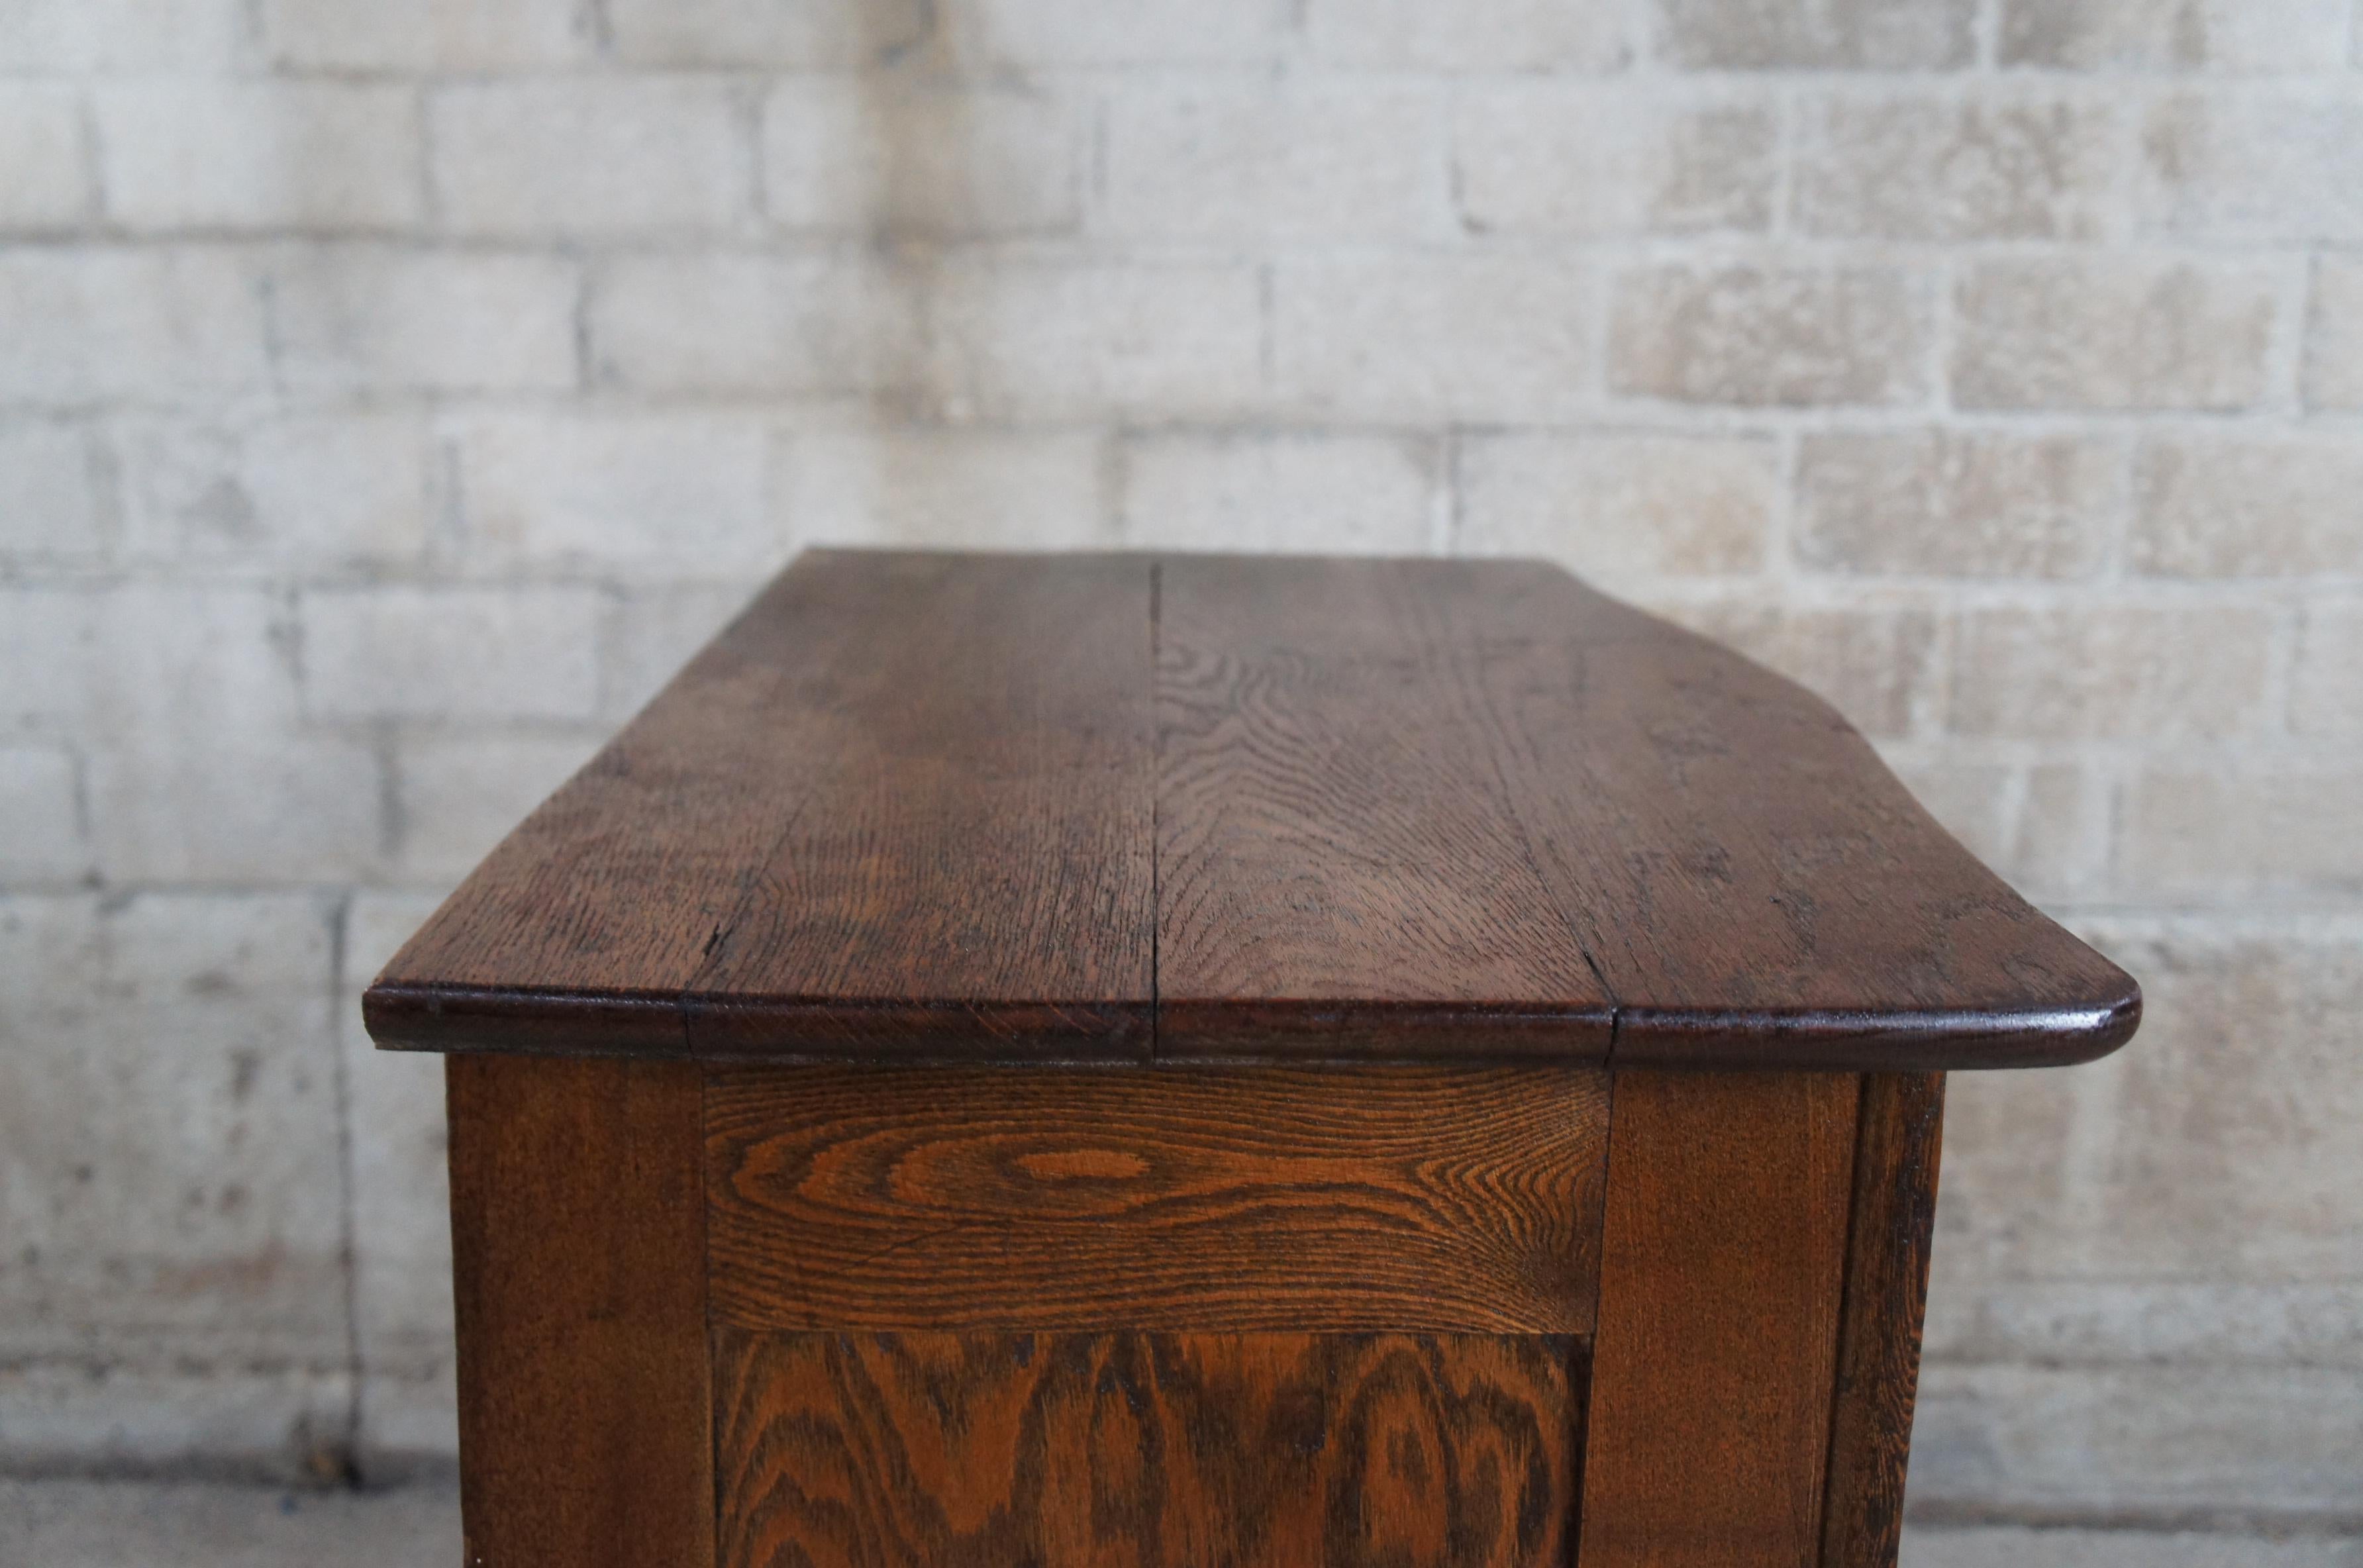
[713,1328,1580,1568]
[1577,1070,1860,1568]
[1820,1073,1947,1568]
[369,550,1156,1061]
[445,1055,712,1568]
[705,1063,1609,1332]
[366,548,2138,1070]
[1154,555,1612,1057]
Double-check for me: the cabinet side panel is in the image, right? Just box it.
[1820,1072,1946,1568]
[446,1054,713,1568]
[1576,1070,1860,1568]
[713,1328,1580,1568]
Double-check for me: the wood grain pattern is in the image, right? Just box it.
[1199,557,2138,1069]
[714,1328,1581,1568]
[1154,554,1613,1059]
[1576,1069,1859,1568]
[368,550,1156,1062]
[1820,1072,1947,1568]
[365,548,2140,1071]
[445,1054,712,1568]
[706,1063,1609,1332]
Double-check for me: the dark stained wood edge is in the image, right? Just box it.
[368,983,1154,1062]
[446,1055,714,1568]
[372,984,2133,1071]
[1819,1072,1947,1568]
[366,982,689,1056]
[687,996,1152,1062]
[1611,995,2140,1073]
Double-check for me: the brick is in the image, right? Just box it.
[1273,256,1595,422]
[1454,85,1774,237]
[91,586,308,734]
[2293,601,2363,737]
[429,81,748,238]
[763,79,1078,238]
[1661,598,1938,738]
[1458,433,1774,578]
[0,422,103,563]
[1117,432,1436,554]
[931,262,1261,421]
[1950,606,2272,741]
[1999,0,2352,71]
[1609,264,1929,408]
[0,85,91,232]
[1887,758,2104,902]
[1797,431,2116,579]
[394,733,598,881]
[2303,254,2363,412]
[301,585,601,722]
[362,1369,461,1465]
[2127,769,2363,897]
[2131,436,2363,577]
[1099,79,1449,244]
[1913,1363,2363,1520]
[609,0,929,66]
[0,1365,354,1482]
[0,892,347,1368]
[267,247,578,395]
[2052,920,2363,1282]
[1308,0,1627,71]
[777,428,1107,550]
[340,891,458,1459]
[0,249,268,406]
[117,413,430,569]
[95,83,420,232]
[0,746,85,881]
[1923,1278,2363,1367]
[0,589,98,728]
[260,0,584,69]
[1652,0,1975,68]
[589,254,918,395]
[1952,258,2277,411]
[452,411,778,571]
[0,0,246,70]
[599,581,756,720]
[955,0,1282,64]
[2137,86,2363,243]
[1793,93,2119,241]
[81,588,383,882]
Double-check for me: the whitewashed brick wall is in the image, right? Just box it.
[1,0,2356,1524]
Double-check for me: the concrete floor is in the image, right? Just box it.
[1,1481,2357,1567]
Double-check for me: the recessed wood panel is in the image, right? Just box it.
[445,1054,712,1568]
[705,1063,1610,1332]
[1576,1069,1859,1568]
[713,1328,1582,1568]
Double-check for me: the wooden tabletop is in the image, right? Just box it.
[364,550,2138,1070]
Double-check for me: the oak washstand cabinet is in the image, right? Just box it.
[364,550,2140,1568]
